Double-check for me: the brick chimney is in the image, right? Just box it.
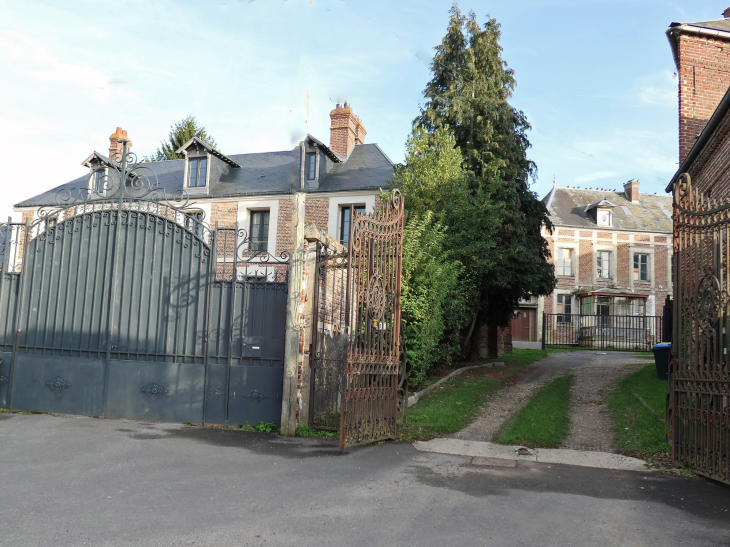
[624,179,640,202]
[667,16,730,163]
[329,102,366,157]
[108,127,132,160]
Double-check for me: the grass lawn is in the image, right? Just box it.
[496,375,573,448]
[608,364,671,456]
[396,349,556,442]
[397,363,534,442]
[500,348,549,366]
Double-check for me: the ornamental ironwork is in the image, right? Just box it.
[241,390,268,403]
[45,377,71,393]
[307,190,404,450]
[670,172,730,485]
[141,384,168,399]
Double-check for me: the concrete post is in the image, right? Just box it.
[280,192,306,436]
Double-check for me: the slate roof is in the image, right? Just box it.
[15,141,394,208]
[543,187,672,233]
[669,18,730,33]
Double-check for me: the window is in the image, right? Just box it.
[556,294,572,323]
[633,253,649,281]
[596,250,612,279]
[185,210,204,238]
[188,158,207,188]
[93,169,105,193]
[556,248,573,277]
[306,152,317,181]
[340,205,366,247]
[249,210,270,252]
[597,296,611,326]
[597,209,612,227]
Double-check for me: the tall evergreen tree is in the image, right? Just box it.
[414,5,555,356]
[144,115,218,161]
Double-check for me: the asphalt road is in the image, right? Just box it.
[0,413,728,546]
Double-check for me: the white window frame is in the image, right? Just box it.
[236,198,279,258]
[556,247,574,277]
[594,246,616,280]
[630,246,655,288]
[327,193,377,240]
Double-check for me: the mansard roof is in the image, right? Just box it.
[15,140,394,208]
[542,187,672,233]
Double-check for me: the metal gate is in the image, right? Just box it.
[0,142,288,426]
[542,313,665,351]
[670,173,730,484]
[309,191,404,451]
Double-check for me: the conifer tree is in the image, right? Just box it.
[145,115,218,161]
[414,5,555,356]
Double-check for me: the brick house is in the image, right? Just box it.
[13,103,393,257]
[667,9,730,168]
[520,180,673,348]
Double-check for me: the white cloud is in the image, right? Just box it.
[638,71,677,108]
[0,30,138,105]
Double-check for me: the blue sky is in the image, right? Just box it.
[0,0,725,221]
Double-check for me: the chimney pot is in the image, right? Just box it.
[724,7,730,18]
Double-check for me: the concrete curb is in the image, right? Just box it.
[407,362,505,408]
[413,438,649,472]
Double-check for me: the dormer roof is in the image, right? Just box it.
[81,151,118,169]
[175,137,241,168]
[305,134,344,162]
[585,199,617,213]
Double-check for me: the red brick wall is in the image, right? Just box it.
[210,202,238,228]
[277,199,294,253]
[676,33,730,164]
[617,243,630,286]
[578,239,594,285]
[682,107,730,198]
[304,197,329,233]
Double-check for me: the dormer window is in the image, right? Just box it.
[188,158,207,188]
[306,152,317,181]
[585,199,616,227]
[597,209,612,227]
[93,169,106,193]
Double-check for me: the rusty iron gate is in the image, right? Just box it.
[309,191,404,451]
[0,142,288,426]
[670,173,730,484]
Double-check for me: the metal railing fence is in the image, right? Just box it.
[542,313,665,351]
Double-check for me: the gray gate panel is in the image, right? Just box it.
[104,361,204,423]
[227,361,284,426]
[9,354,105,416]
[0,276,19,350]
[203,363,228,424]
[111,214,209,363]
[0,351,12,408]
[19,213,115,357]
